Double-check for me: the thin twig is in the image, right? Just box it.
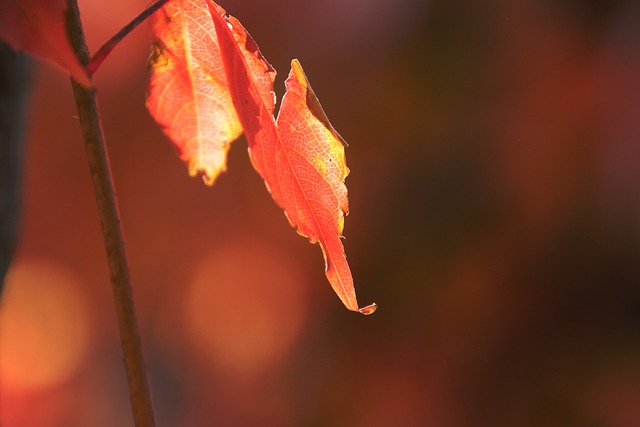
[64,1,156,426]
[86,0,172,75]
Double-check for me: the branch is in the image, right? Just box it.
[87,0,171,75]
[64,1,156,426]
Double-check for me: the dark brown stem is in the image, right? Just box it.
[86,0,171,75]
[64,1,156,426]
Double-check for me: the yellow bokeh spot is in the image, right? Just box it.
[0,258,91,392]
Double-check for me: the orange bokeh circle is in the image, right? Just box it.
[0,258,91,392]
[183,238,309,378]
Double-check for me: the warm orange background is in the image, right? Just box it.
[2,0,640,426]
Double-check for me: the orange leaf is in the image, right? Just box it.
[207,0,375,314]
[147,0,240,184]
[146,0,276,185]
[0,0,91,87]
[278,60,377,314]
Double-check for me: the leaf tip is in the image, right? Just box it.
[200,173,219,186]
[290,57,302,73]
[358,303,377,315]
[187,160,225,187]
[285,58,348,148]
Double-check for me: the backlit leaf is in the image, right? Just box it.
[146,0,243,185]
[0,0,90,87]
[207,0,375,314]
[147,0,275,185]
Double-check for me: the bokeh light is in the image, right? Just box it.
[0,258,91,392]
[183,237,309,378]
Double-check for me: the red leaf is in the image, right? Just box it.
[146,0,275,185]
[207,0,375,314]
[0,0,91,87]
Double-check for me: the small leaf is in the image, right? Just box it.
[208,0,374,313]
[0,0,91,87]
[275,59,358,311]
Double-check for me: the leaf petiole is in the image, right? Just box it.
[86,0,172,75]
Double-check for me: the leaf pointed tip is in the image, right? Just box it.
[288,58,306,85]
[201,173,219,186]
[358,303,377,316]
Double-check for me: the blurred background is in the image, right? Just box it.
[2,0,640,425]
